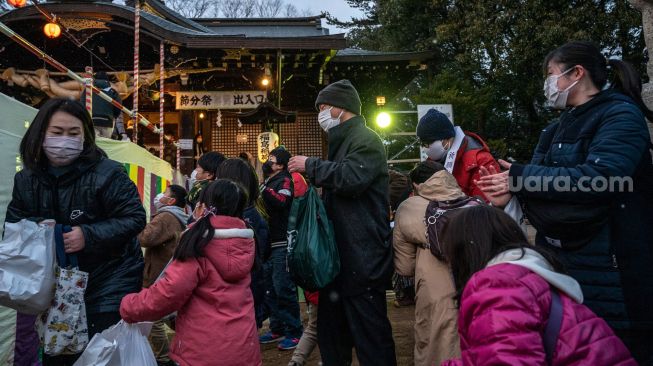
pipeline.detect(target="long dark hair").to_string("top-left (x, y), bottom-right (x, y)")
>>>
top-left (20, 98), bottom-right (100, 170)
top-left (442, 205), bottom-right (564, 306)
top-left (216, 158), bottom-right (259, 206)
top-left (174, 179), bottom-right (249, 261)
top-left (544, 41), bottom-right (653, 121)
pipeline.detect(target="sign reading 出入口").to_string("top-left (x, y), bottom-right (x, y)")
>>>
top-left (175, 91), bottom-right (266, 110)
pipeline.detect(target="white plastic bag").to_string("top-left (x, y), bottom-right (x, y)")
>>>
top-left (73, 320), bottom-right (156, 366)
top-left (0, 219), bottom-right (56, 314)
top-left (504, 196), bottom-right (528, 235)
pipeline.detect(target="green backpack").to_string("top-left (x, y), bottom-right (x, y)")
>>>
top-left (286, 186), bottom-right (340, 291)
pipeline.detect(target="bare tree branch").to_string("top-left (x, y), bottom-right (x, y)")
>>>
top-left (283, 4), bottom-right (298, 17)
top-left (256, 0), bottom-right (283, 17)
top-left (165, 0), bottom-right (219, 18)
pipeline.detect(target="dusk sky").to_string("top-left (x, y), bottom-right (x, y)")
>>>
top-left (285, 0), bottom-right (364, 34)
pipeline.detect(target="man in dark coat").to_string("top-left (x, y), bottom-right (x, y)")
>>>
top-left (81, 71), bottom-right (122, 138)
top-left (289, 79), bottom-right (397, 366)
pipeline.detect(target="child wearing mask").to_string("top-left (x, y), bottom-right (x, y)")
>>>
top-left (120, 180), bottom-right (261, 366)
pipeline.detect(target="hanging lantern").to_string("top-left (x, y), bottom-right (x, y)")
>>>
top-left (257, 132), bottom-right (279, 163)
top-left (43, 22), bottom-right (61, 39)
top-left (8, 0), bottom-right (27, 8)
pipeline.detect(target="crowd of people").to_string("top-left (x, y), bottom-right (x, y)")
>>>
top-left (4, 40), bottom-right (653, 366)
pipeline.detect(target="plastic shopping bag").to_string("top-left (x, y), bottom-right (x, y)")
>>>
top-left (37, 225), bottom-right (89, 355)
top-left (287, 186), bottom-right (340, 291)
top-left (73, 320), bottom-right (156, 366)
top-left (0, 219), bottom-right (56, 314)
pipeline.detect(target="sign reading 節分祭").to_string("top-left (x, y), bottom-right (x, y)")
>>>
top-left (175, 91), bottom-right (266, 110)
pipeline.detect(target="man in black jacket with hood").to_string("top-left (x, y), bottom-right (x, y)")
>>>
top-left (289, 80), bottom-right (397, 366)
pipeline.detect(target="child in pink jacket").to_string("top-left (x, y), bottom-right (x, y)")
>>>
top-left (440, 205), bottom-right (635, 366)
top-left (120, 179), bottom-right (261, 366)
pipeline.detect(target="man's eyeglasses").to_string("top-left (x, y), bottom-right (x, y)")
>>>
top-left (419, 140), bottom-right (434, 148)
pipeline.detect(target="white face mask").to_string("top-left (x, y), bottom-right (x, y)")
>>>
top-left (426, 140), bottom-right (449, 161)
top-left (43, 136), bottom-right (84, 166)
top-left (153, 193), bottom-right (170, 212)
top-left (543, 67), bottom-right (579, 109)
top-left (189, 169), bottom-right (199, 187)
top-left (318, 107), bottom-right (344, 132)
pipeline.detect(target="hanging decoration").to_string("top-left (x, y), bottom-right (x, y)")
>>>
top-left (8, 0), bottom-right (27, 8)
top-left (43, 22), bottom-right (61, 39)
top-left (0, 21), bottom-right (163, 135)
top-left (237, 118), bottom-right (242, 128)
top-left (216, 109), bottom-right (222, 128)
top-left (257, 131), bottom-right (279, 163)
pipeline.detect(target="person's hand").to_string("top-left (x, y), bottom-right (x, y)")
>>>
top-left (63, 226), bottom-right (85, 253)
top-left (288, 156), bottom-right (308, 173)
top-left (476, 160), bottom-right (513, 208)
top-left (476, 159), bottom-right (512, 194)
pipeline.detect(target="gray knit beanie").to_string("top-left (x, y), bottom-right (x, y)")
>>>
top-left (315, 79), bottom-right (362, 115)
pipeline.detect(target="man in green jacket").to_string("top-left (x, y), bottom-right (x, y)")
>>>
top-left (289, 80), bottom-right (396, 366)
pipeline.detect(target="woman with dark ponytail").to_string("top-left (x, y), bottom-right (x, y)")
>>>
top-left (478, 41), bottom-right (653, 364)
top-left (120, 179), bottom-right (262, 366)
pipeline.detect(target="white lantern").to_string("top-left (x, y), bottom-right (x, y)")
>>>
top-left (257, 132), bottom-right (279, 163)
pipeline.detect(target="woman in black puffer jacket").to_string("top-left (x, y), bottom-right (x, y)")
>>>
top-left (5, 98), bottom-right (146, 365)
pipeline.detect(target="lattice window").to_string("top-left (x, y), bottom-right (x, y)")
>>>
top-left (211, 113), bottom-right (325, 159)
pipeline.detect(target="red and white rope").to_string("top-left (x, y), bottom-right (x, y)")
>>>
top-left (132, 1), bottom-right (140, 142)
top-left (84, 66), bottom-right (92, 117)
top-left (159, 42), bottom-right (164, 159)
top-left (176, 146), bottom-right (181, 171)
top-left (0, 20), bottom-right (168, 138)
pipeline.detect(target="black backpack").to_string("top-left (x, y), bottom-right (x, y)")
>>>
top-left (424, 196), bottom-right (484, 260)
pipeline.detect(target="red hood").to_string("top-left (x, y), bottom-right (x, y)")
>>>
top-left (206, 215), bottom-right (255, 282)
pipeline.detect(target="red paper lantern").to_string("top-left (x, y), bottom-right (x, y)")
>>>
top-left (43, 22), bottom-right (61, 39)
top-left (7, 0), bottom-right (27, 8)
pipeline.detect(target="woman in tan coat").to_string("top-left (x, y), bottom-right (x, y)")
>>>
top-left (393, 161), bottom-right (464, 366)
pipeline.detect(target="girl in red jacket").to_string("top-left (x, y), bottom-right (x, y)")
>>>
top-left (440, 205), bottom-right (634, 366)
top-left (120, 179), bottom-right (262, 366)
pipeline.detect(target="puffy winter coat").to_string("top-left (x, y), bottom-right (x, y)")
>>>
top-left (291, 171), bottom-right (308, 197)
top-left (305, 116), bottom-right (393, 295)
top-left (261, 170), bottom-right (294, 246)
top-left (138, 207), bottom-right (187, 288)
top-left (442, 249), bottom-right (635, 366)
top-left (509, 90), bottom-right (653, 360)
top-left (435, 132), bottom-right (498, 201)
top-left (393, 170), bottom-right (464, 366)
top-left (120, 215), bottom-right (261, 366)
top-left (6, 149), bottom-right (145, 313)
